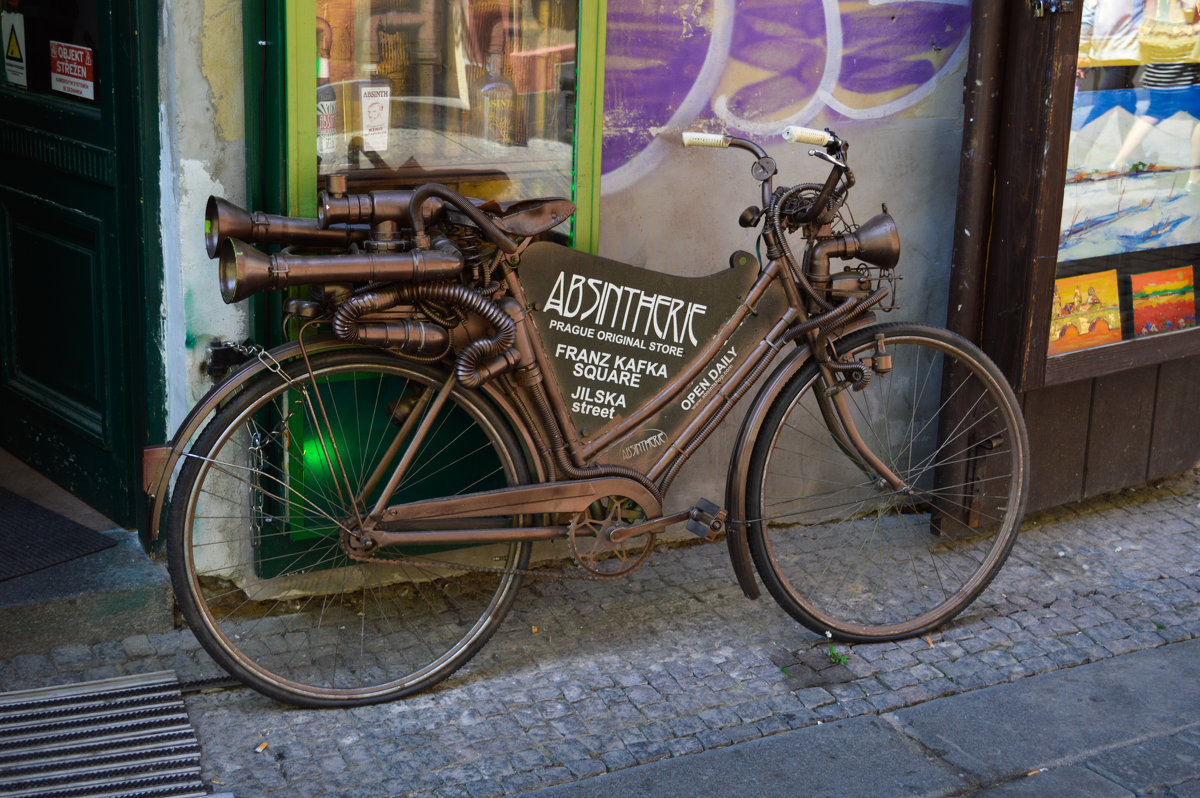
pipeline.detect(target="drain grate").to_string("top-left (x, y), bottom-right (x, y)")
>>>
top-left (0, 671), bottom-right (209, 797)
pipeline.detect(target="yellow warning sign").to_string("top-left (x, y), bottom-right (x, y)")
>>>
top-left (6, 27), bottom-right (21, 62)
top-left (2, 10), bottom-right (28, 88)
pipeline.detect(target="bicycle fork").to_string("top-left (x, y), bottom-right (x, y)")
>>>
top-left (812, 335), bottom-right (910, 496)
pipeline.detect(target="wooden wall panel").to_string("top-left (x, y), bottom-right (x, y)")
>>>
top-left (978, 9), bottom-right (1081, 392)
top-left (1148, 356), bottom-right (1200, 480)
top-left (1022, 380), bottom-right (1091, 513)
top-left (1083, 366), bottom-right (1157, 498)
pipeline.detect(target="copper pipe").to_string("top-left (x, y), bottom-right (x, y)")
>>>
top-left (217, 238), bottom-right (463, 303)
top-left (408, 183), bottom-right (519, 252)
top-left (347, 319), bottom-right (450, 354)
top-left (329, 285), bottom-right (450, 356)
top-left (317, 189), bottom-right (445, 228)
top-left (330, 281), bottom-right (519, 388)
top-left (205, 196), bottom-right (369, 258)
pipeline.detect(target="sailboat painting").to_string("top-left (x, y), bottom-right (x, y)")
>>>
top-left (1131, 267), bottom-right (1196, 338)
top-left (1060, 94), bottom-right (1199, 262)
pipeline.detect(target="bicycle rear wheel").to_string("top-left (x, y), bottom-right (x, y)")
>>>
top-left (167, 350), bottom-right (532, 706)
top-left (746, 323), bottom-right (1028, 641)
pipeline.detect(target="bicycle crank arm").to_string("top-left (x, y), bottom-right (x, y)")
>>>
top-left (609, 499), bottom-right (727, 543)
top-left (376, 477), bottom-right (663, 525)
top-left (608, 510), bottom-right (691, 543)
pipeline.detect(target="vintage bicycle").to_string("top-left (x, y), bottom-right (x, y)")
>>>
top-left (143, 126), bottom-right (1029, 707)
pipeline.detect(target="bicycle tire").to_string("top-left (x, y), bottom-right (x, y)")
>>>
top-left (746, 323), bottom-right (1029, 642)
top-left (167, 350), bottom-right (533, 706)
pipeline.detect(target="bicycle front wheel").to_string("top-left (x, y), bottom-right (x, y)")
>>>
top-left (747, 323), bottom-right (1028, 642)
top-left (167, 350), bottom-right (532, 706)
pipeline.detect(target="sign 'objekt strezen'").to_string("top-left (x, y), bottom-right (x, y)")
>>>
top-left (50, 40), bottom-right (94, 100)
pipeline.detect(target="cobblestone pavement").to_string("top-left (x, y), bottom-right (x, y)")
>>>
top-left (2, 472), bottom-right (1199, 797)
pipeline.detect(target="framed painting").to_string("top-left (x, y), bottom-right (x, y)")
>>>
top-left (1048, 269), bottom-right (1123, 355)
top-left (1131, 266), bottom-right (1196, 337)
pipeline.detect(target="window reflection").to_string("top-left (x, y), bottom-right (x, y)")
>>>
top-left (1052, 0), bottom-right (1199, 355)
top-left (315, 0), bottom-right (577, 201)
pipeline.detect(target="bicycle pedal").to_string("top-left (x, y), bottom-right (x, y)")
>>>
top-left (686, 498), bottom-right (726, 541)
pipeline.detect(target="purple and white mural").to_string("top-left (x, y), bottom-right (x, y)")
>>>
top-left (601, 0), bottom-right (971, 193)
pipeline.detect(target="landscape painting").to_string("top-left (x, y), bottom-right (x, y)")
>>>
top-left (1058, 80), bottom-right (1199, 263)
top-left (1131, 266), bottom-right (1196, 337)
top-left (1048, 269), bottom-right (1123, 355)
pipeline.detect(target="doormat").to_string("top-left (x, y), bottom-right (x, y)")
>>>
top-left (0, 671), bottom-right (208, 798)
top-left (0, 487), bottom-right (117, 582)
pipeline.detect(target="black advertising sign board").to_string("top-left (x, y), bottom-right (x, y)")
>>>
top-left (520, 242), bottom-right (785, 470)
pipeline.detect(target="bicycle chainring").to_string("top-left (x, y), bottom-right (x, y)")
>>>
top-left (567, 495), bottom-right (653, 577)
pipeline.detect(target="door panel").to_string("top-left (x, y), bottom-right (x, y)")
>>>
top-left (3, 187), bottom-right (108, 437)
top-left (0, 0), bottom-right (142, 525)
top-left (0, 171), bottom-right (130, 517)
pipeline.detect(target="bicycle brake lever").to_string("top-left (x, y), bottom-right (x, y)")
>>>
top-left (809, 149), bottom-right (847, 170)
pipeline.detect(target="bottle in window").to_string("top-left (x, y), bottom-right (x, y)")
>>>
top-left (317, 17), bottom-right (337, 165)
top-left (473, 24), bottom-right (520, 147)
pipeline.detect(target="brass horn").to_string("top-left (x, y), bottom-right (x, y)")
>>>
top-left (807, 212), bottom-right (901, 282)
top-left (205, 196), bottom-right (370, 258)
top-left (217, 238), bottom-right (464, 303)
top-left (843, 213), bottom-right (900, 269)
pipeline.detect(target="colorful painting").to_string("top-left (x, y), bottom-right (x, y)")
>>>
top-left (1048, 269), bottom-right (1123, 355)
top-left (1131, 267), bottom-right (1196, 337)
top-left (1059, 79), bottom-right (1200, 262)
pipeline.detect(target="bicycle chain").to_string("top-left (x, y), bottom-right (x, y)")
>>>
top-left (227, 341), bottom-right (295, 385)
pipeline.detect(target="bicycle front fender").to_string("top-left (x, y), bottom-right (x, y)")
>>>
top-left (724, 341), bottom-right (816, 601)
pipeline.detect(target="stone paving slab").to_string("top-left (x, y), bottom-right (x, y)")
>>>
top-left (895, 634), bottom-right (1200, 785)
top-left (533, 714), bottom-right (969, 798)
top-left (1, 472), bottom-right (1198, 796)
top-left (528, 639), bottom-right (1200, 798)
top-left (972, 766), bottom-right (1135, 798)
top-left (0, 526), bottom-right (173, 657)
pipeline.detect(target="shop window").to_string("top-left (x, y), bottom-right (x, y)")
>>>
top-left (1051, 1), bottom-right (1199, 359)
top-left (314, 0), bottom-right (578, 201)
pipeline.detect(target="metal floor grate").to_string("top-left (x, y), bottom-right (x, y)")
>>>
top-left (0, 671), bottom-right (209, 798)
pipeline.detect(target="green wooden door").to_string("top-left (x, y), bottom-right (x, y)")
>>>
top-left (0, 0), bottom-right (157, 527)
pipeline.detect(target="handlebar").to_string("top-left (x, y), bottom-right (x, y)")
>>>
top-left (781, 125), bottom-right (836, 148)
top-left (682, 125), bottom-right (842, 153)
top-left (682, 125), bottom-right (850, 226)
top-left (680, 132), bottom-right (729, 148)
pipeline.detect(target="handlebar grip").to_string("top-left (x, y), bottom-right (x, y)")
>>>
top-left (682, 132), bottom-right (730, 148)
top-left (782, 126), bottom-right (834, 147)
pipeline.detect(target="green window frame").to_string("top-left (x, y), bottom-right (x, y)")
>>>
top-left (244, 0), bottom-right (606, 252)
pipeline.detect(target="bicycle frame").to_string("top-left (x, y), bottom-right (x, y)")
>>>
top-left (348, 239), bottom-right (897, 554)
top-left (147, 129), bottom-right (904, 561)
top-left (154, 127), bottom-right (1030, 707)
